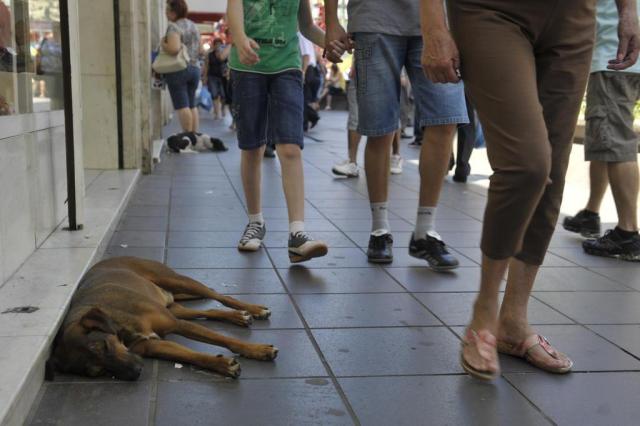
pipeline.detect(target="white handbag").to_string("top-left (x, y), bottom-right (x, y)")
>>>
top-left (152, 43), bottom-right (190, 74)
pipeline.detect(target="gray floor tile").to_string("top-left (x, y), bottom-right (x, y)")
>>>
top-left (174, 268), bottom-right (285, 294)
top-left (265, 231), bottom-right (356, 248)
top-left (169, 216), bottom-right (249, 231)
top-left (588, 324), bottom-right (640, 358)
top-left (505, 372), bottom-right (640, 426)
top-left (533, 267), bottom-right (631, 292)
top-left (386, 267), bottom-right (483, 292)
top-left (103, 246), bottom-right (165, 262)
top-left (158, 329), bottom-right (326, 380)
top-left (268, 248), bottom-right (371, 269)
top-left (344, 231), bottom-right (413, 248)
top-left (588, 267), bottom-right (640, 291)
top-left (166, 248), bottom-right (273, 269)
top-left (535, 292), bottom-right (640, 324)
top-left (155, 379), bottom-right (352, 426)
top-left (279, 267), bottom-right (405, 293)
top-left (329, 219), bottom-right (413, 232)
top-left (383, 248), bottom-right (479, 268)
top-left (456, 247), bottom-right (577, 267)
top-left (108, 230), bottom-right (166, 248)
top-left (123, 204), bottom-right (169, 217)
top-left (415, 293), bottom-right (573, 326)
top-left (550, 248), bottom-right (640, 268)
top-left (168, 231), bottom-right (241, 247)
top-left (28, 382), bottom-right (150, 426)
top-left (313, 327), bottom-right (462, 376)
top-left (179, 294), bottom-right (303, 329)
top-left (117, 215), bottom-right (168, 231)
top-left (294, 293), bottom-right (440, 328)
top-left (339, 376), bottom-right (549, 426)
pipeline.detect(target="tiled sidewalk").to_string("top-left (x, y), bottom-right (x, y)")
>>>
top-left (28, 112), bottom-right (640, 425)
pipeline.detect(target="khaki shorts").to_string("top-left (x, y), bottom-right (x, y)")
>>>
top-left (585, 71), bottom-right (640, 162)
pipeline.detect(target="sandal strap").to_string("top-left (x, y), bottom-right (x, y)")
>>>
top-left (516, 334), bottom-right (560, 360)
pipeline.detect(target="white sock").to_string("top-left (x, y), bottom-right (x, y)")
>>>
top-left (248, 212), bottom-right (264, 224)
top-left (415, 206), bottom-right (437, 239)
top-left (371, 202), bottom-right (390, 234)
top-left (290, 221), bottom-right (305, 235)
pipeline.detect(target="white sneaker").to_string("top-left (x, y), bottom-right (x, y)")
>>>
top-left (332, 160), bottom-right (359, 178)
top-left (390, 155), bottom-right (404, 175)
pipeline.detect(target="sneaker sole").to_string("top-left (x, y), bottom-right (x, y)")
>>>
top-left (367, 256), bottom-right (393, 264)
top-left (583, 246), bottom-right (640, 262)
top-left (288, 245), bottom-right (328, 263)
top-left (563, 223), bottom-right (600, 238)
top-left (409, 250), bottom-right (459, 271)
top-left (237, 241), bottom-right (263, 252)
top-left (332, 169), bottom-right (358, 178)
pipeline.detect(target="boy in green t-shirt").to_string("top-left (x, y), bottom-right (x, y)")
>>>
top-left (228, 0), bottom-right (344, 262)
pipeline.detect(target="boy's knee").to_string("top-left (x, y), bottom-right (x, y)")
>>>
top-left (276, 143), bottom-right (301, 161)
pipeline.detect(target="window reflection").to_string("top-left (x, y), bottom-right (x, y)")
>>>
top-left (0, 0), bottom-right (64, 116)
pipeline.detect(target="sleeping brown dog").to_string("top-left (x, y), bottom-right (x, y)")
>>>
top-left (46, 257), bottom-right (278, 381)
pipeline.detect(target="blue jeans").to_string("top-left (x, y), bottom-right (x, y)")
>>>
top-left (353, 33), bottom-right (469, 136)
top-left (164, 65), bottom-right (200, 110)
top-left (231, 69), bottom-right (304, 150)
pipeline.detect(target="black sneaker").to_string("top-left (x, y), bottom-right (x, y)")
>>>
top-left (264, 145), bottom-right (276, 158)
top-left (367, 233), bottom-right (393, 264)
top-left (563, 209), bottom-right (601, 238)
top-left (409, 139), bottom-right (422, 147)
top-left (409, 233), bottom-right (459, 271)
top-left (582, 228), bottom-right (640, 261)
top-left (288, 232), bottom-right (328, 263)
top-left (167, 133), bottom-right (191, 153)
top-left (238, 222), bottom-right (266, 252)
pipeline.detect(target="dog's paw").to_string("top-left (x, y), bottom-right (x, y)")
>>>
top-left (231, 310), bottom-right (254, 327)
top-left (248, 305), bottom-right (271, 320)
top-left (243, 344), bottom-right (279, 361)
top-left (213, 355), bottom-right (241, 379)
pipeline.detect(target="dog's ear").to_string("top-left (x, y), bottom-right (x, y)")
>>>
top-left (80, 307), bottom-right (117, 334)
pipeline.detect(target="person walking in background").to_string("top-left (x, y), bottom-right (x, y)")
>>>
top-left (333, 67), bottom-right (362, 177)
top-left (563, 0), bottom-right (640, 262)
top-left (228, 0), bottom-right (342, 263)
top-left (300, 32), bottom-right (321, 131)
top-left (319, 63), bottom-right (345, 110)
top-left (203, 37), bottom-right (231, 120)
top-left (162, 0), bottom-right (202, 151)
top-left (421, 0), bottom-right (638, 380)
top-left (325, 0), bottom-right (469, 269)
top-left (451, 94), bottom-right (482, 183)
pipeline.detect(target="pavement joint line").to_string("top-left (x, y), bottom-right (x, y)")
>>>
top-left (502, 373), bottom-right (558, 426)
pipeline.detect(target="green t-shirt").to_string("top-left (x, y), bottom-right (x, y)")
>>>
top-left (229, 0), bottom-right (302, 74)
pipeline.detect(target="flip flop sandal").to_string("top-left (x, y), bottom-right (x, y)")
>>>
top-left (497, 334), bottom-right (573, 374)
top-left (460, 329), bottom-right (500, 381)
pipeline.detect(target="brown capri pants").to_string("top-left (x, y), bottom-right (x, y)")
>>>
top-left (448, 0), bottom-right (597, 265)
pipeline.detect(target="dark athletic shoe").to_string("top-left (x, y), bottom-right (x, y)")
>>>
top-left (582, 228), bottom-right (640, 262)
top-left (409, 233), bottom-right (459, 271)
top-left (367, 233), bottom-right (393, 264)
top-left (288, 232), bottom-right (328, 263)
top-left (563, 210), bottom-right (601, 238)
top-left (238, 222), bottom-right (266, 252)
top-left (264, 145), bottom-right (276, 158)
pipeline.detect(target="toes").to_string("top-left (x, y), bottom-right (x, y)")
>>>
top-left (251, 307), bottom-right (271, 320)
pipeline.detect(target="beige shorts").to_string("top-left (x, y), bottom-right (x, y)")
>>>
top-left (585, 71), bottom-right (640, 162)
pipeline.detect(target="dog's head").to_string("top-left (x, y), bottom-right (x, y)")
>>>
top-left (46, 307), bottom-right (144, 381)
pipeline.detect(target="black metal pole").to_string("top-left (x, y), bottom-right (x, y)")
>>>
top-left (59, 0), bottom-right (80, 230)
top-left (114, 0), bottom-right (124, 169)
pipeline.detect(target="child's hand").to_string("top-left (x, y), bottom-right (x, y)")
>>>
top-left (237, 36), bottom-right (260, 66)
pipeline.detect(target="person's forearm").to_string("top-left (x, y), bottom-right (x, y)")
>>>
top-left (421, 0), bottom-right (448, 33)
top-left (324, 0), bottom-right (339, 28)
top-left (301, 25), bottom-right (325, 48)
top-left (299, 0), bottom-right (325, 47)
top-left (218, 44), bottom-right (232, 60)
top-left (616, 0), bottom-right (638, 17)
top-left (227, 0), bottom-right (247, 44)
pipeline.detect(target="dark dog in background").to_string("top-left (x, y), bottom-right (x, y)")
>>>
top-left (46, 257), bottom-right (277, 381)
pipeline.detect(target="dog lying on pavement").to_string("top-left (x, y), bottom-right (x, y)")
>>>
top-left (46, 257), bottom-right (277, 381)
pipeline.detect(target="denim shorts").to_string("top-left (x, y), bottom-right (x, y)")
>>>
top-left (207, 76), bottom-right (226, 100)
top-left (353, 33), bottom-right (469, 136)
top-left (231, 69), bottom-right (304, 150)
top-left (164, 65), bottom-right (201, 110)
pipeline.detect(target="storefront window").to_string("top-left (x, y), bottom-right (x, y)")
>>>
top-left (0, 0), bottom-right (64, 116)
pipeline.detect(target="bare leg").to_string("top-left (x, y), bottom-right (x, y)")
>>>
top-left (176, 107), bottom-right (193, 132)
top-left (326, 94), bottom-right (333, 109)
top-left (419, 124), bottom-right (457, 206)
top-left (168, 303), bottom-right (253, 327)
top-left (608, 160), bottom-right (639, 231)
top-left (131, 339), bottom-right (241, 378)
top-left (392, 130), bottom-right (401, 155)
top-left (213, 97), bottom-right (221, 118)
top-left (585, 160), bottom-right (609, 213)
top-left (276, 144), bottom-right (305, 223)
top-left (365, 134), bottom-right (394, 203)
top-left (241, 146), bottom-right (265, 216)
top-left (191, 107), bottom-right (199, 133)
top-left (348, 130), bottom-right (362, 164)
top-left (175, 320), bottom-right (278, 360)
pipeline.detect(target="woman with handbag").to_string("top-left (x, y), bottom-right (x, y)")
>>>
top-left (158, 0), bottom-right (201, 151)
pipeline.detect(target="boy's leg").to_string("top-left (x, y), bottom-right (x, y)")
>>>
top-left (241, 146), bottom-right (265, 216)
top-left (276, 144), bottom-right (304, 222)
